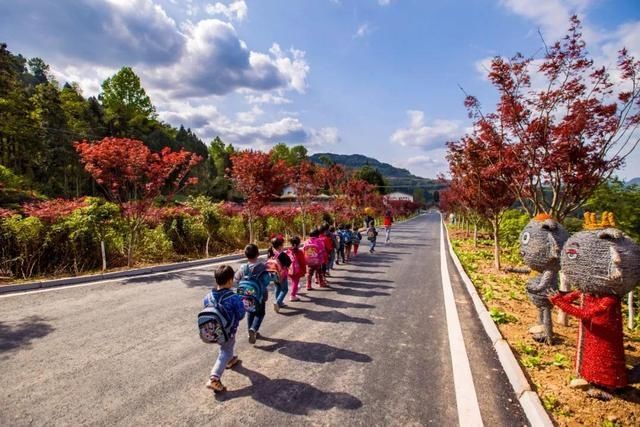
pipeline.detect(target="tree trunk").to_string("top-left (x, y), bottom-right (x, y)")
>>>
top-left (492, 218), bottom-right (501, 271)
top-left (100, 240), bottom-right (107, 271)
top-left (629, 291), bottom-right (635, 330)
top-left (248, 214), bottom-right (254, 243)
top-left (466, 220), bottom-right (470, 238)
top-left (127, 233), bottom-right (134, 267)
top-left (473, 223), bottom-right (478, 248)
top-left (205, 235), bottom-right (210, 258)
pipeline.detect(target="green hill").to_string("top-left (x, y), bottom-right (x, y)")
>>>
top-left (309, 153), bottom-right (445, 201)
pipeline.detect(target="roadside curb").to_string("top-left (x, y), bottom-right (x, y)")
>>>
top-left (0, 250), bottom-right (255, 295)
top-left (443, 220), bottom-right (553, 427)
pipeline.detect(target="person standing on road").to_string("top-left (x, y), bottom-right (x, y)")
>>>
top-left (304, 228), bottom-right (327, 289)
top-left (205, 265), bottom-right (245, 394)
top-left (383, 210), bottom-right (393, 244)
top-left (344, 224), bottom-right (354, 261)
top-left (328, 226), bottom-right (339, 268)
top-left (234, 244), bottom-right (273, 344)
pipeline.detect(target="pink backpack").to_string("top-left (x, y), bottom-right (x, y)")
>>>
top-left (287, 249), bottom-right (302, 277)
top-left (304, 241), bottom-right (323, 267)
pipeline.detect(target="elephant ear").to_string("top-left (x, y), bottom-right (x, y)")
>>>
top-left (609, 246), bottom-right (623, 281)
top-left (547, 232), bottom-right (560, 259)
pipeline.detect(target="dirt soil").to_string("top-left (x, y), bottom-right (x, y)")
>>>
top-left (450, 227), bottom-right (640, 427)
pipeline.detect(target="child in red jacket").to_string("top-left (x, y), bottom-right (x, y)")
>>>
top-left (287, 236), bottom-right (307, 302)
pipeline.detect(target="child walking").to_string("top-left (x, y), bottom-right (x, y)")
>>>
top-left (204, 265), bottom-right (245, 394)
top-left (344, 224), bottom-right (354, 261)
top-left (367, 224), bottom-right (378, 253)
top-left (234, 244), bottom-right (273, 344)
top-left (329, 226), bottom-right (339, 268)
top-left (304, 228), bottom-right (327, 289)
top-left (336, 224), bottom-right (346, 264)
top-left (268, 236), bottom-right (291, 313)
top-left (352, 228), bottom-right (362, 256)
top-left (287, 236), bottom-right (306, 302)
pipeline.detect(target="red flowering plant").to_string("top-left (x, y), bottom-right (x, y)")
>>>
top-left (22, 198), bottom-right (88, 222)
top-left (75, 137), bottom-right (202, 266)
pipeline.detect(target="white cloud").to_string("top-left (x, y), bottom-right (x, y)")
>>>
top-left (244, 92), bottom-right (293, 105)
top-left (157, 100), bottom-right (339, 148)
top-left (390, 110), bottom-right (463, 150)
top-left (205, 0), bottom-right (248, 22)
top-left (236, 105), bottom-right (264, 123)
top-left (143, 20), bottom-right (309, 97)
top-left (500, 0), bottom-right (594, 41)
top-left (353, 23), bottom-right (373, 39)
top-left (378, 0), bottom-right (394, 6)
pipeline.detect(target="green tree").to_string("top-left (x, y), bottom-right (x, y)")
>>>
top-left (205, 137), bottom-right (235, 200)
top-left (99, 67), bottom-right (156, 135)
top-left (413, 188), bottom-right (426, 206)
top-left (27, 57), bottom-right (50, 86)
top-left (355, 165), bottom-right (386, 194)
top-left (584, 179), bottom-right (640, 241)
top-left (270, 143), bottom-right (308, 166)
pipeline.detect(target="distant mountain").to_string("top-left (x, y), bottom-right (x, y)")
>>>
top-left (309, 153), bottom-right (445, 199)
top-left (627, 177), bottom-right (640, 187)
top-left (310, 153), bottom-right (415, 178)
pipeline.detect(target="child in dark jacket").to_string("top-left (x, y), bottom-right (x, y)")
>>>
top-left (204, 265), bottom-right (245, 394)
top-left (367, 225), bottom-right (378, 253)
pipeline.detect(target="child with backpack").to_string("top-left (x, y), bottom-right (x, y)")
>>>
top-left (352, 228), bottom-right (362, 256)
top-left (367, 224), bottom-right (379, 253)
top-left (200, 265), bottom-right (245, 394)
top-left (328, 226), bottom-right (339, 269)
top-left (304, 228), bottom-right (327, 289)
top-left (320, 224), bottom-right (334, 277)
top-left (336, 224), bottom-right (346, 264)
top-left (268, 236), bottom-right (292, 313)
top-left (234, 244), bottom-right (275, 344)
top-left (344, 224), bottom-right (354, 261)
top-left (287, 236), bottom-right (306, 302)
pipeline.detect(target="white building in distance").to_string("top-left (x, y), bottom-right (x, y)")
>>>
top-left (384, 191), bottom-right (414, 202)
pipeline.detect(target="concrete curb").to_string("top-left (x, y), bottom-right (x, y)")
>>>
top-left (0, 250), bottom-right (256, 295)
top-left (443, 221), bottom-right (553, 427)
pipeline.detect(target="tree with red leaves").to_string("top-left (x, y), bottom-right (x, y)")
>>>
top-left (230, 149), bottom-right (289, 242)
top-left (446, 127), bottom-right (515, 270)
top-left (471, 16), bottom-right (640, 220)
top-left (290, 160), bottom-right (322, 237)
top-left (75, 137), bottom-right (202, 266)
top-left (337, 178), bottom-right (382, 225)
top-left (22, 198), bottom-right (87, 222)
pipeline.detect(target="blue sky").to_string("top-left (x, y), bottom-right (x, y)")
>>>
top-left (1, 0), bottom-right (639, 178)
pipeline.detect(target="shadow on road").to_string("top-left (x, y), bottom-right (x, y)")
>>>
top-left (218, 365), bottom-right (363, 414)
top-left (278, 307), bottom-right (373, 325)
top-left (301, 295), bottom-right (376, 310)
top-left (333, 288), bottom-right (390, 298)
top-left (0, 316), bottom-right (55, 354)
top-left (254, 336), bottom-right (373, 364)
top-left (331, 280), bottom-right (393, 290)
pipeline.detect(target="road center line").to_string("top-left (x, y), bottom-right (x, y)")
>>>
top-left (439, 217), bottom-right (484, 426)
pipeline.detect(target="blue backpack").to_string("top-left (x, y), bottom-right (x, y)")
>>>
top-left (198, 290), bottom-right (236, 345)
top-left (343, 230), bottom-right (353, 244)
top-left (236, 264), bottom-right (267, 313)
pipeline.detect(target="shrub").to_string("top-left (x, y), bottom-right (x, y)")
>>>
top-left (1, 215), bottom-right (46, 278)
top-left (137, 226), bottom-right (174, 263)
top-left (499, 209), bottom-right (530, 247)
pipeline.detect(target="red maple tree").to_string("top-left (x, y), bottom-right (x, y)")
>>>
top-left (446, 124), bottom-right (515, 270)
top-left (22, 198), bottom-right (87, 222)
top-left (290, 160), bottom-right (322, 237)
top-left (230, 149), bottom-right (289, 242)
top-left (473, 16), bottom-right (640, 220)
top-left (75, 137), bottom-right (202, 266)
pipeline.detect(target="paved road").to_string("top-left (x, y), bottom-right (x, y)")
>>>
top-left (0, 214), bottom-right (528, 426)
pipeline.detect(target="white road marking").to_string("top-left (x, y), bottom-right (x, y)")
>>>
top-left (440, 218), bottom-right (484, 426)
top-left (0, 257), bottom-right (249, 299)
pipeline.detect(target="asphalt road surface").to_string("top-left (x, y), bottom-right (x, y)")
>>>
top-left (0, 213), bottom-right (528, 426)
